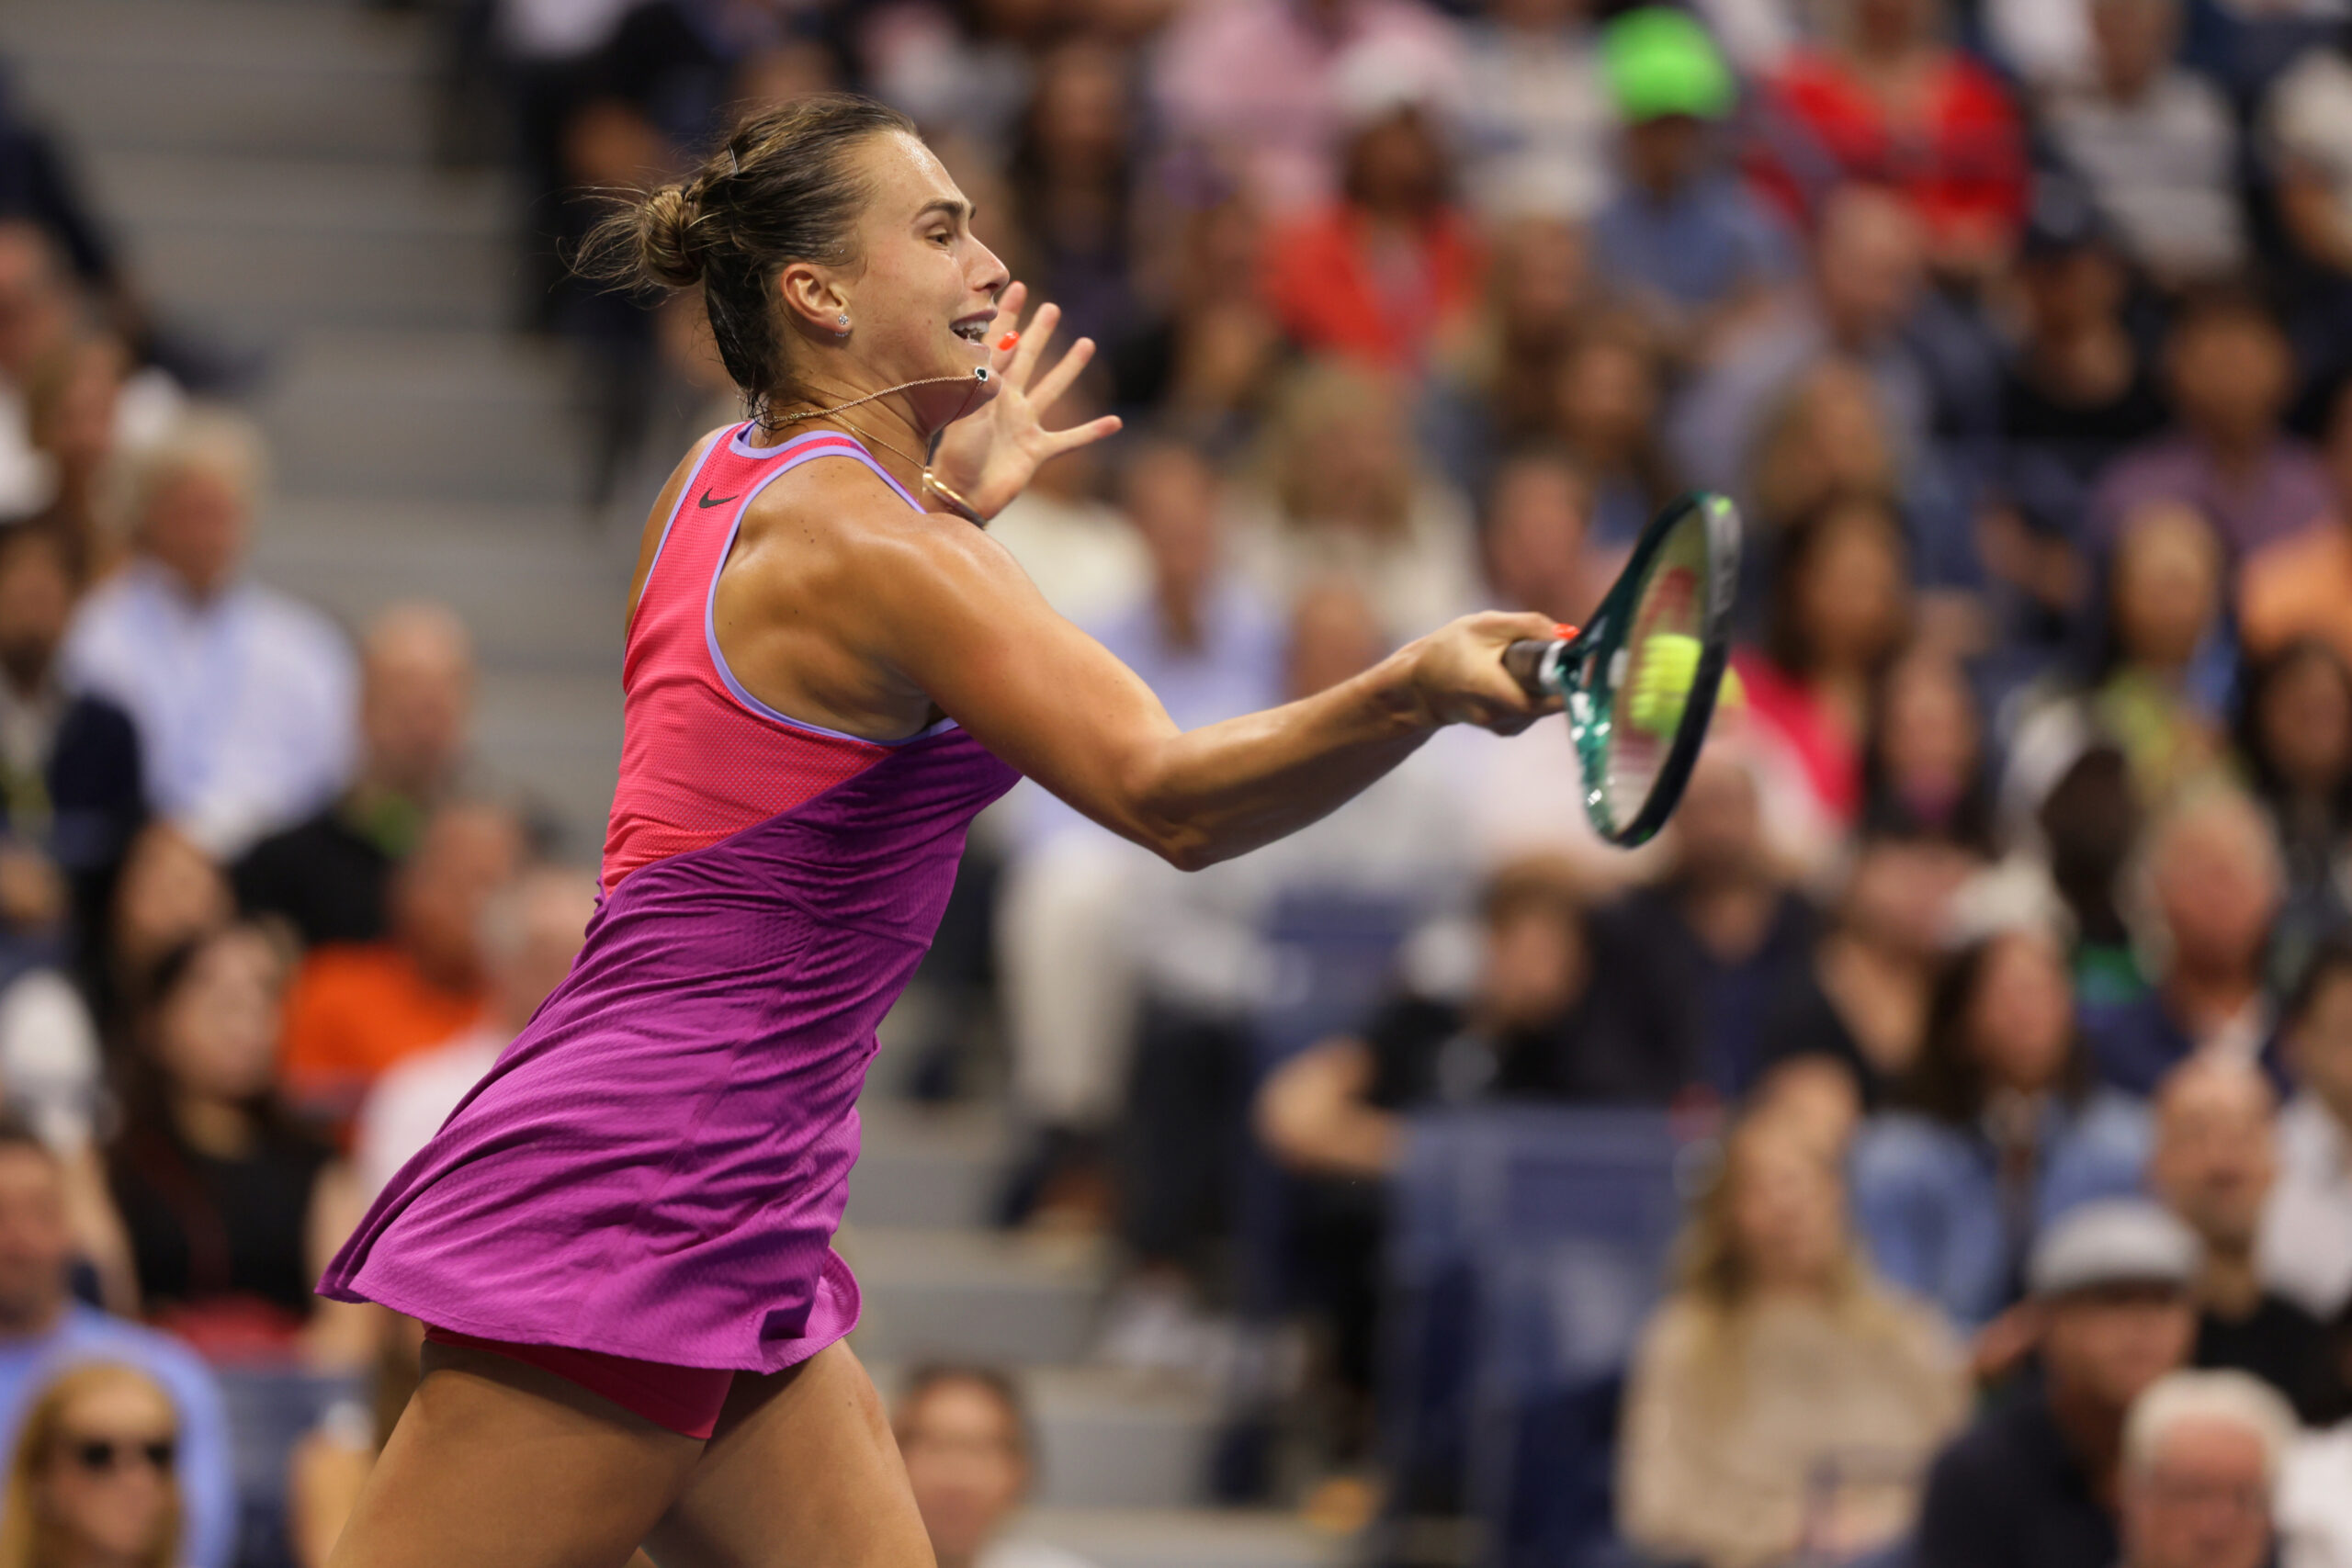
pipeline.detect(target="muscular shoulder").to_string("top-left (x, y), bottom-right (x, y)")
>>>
top-left (736, 454), bottom-right (1031, 622)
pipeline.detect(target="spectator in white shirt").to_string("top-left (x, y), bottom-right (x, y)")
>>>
top-left (2281, 1417), bottom-right (2352, 1568)
top-left (2260, 938), bottom-right (2352, 1323)
top-left (351, 863), bottom-right (596, 1201)
top-left (1455, 0), bottom-right (1616, 222)
top-left (61, 408), bottom-right (356, 861)
top-left (2040, 0), bottom-right (2247, 288)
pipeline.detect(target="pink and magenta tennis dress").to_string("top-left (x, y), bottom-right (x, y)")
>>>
top-left (321, 426), bottom-right (1019, 1431)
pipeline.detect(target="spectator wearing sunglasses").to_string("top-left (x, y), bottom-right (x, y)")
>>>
top-left (0, 1113), bottom-right (230, 1568)
top-left (0, 1360), bottom-right (178, 1568)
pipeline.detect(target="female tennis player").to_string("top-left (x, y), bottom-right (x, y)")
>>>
top-left (319, 94), bottom-right (1558, 1568)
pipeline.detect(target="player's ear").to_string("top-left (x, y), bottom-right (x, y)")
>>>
top-left (775, 263), bottom-right (848, 339)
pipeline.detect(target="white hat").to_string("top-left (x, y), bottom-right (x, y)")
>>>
top-left (2029, 1200), bottom-right (2201, 1299)
top-left (1330, 37), bottom-right (1459, 131)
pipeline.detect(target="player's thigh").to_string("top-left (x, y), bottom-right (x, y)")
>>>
top-left (644, 1341), bottom-right (933, 1568)
top-left (327, 1342), bottom-right (706, 1568)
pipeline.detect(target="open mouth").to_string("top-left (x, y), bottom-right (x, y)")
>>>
top-left (951, 315), bottom-right (992, 344)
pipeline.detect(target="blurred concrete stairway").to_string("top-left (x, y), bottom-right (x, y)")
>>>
top-left (0, 5), bottom-right (1347, 1564)
top-left (0, 0), bottom-right (621, 842)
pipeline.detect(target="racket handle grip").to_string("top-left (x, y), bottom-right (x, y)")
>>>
top-left (1503, 638), bottom-right (1562, 698)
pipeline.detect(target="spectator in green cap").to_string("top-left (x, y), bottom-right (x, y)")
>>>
top-left (1589, 7), bottom-right (1799, 365)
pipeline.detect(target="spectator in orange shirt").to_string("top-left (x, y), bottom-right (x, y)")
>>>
top-left (2238, 380), bottom-right (2352, 672)
top-left (278, 799), bottom-right (523, 1139)
top-left (1259, 51), bottom-right (1483, 377)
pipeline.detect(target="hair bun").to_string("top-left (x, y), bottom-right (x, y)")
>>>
top-left (637, 183), bottom-right (704, 288)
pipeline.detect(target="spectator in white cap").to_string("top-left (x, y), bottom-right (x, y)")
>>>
top-left (2119, 1371), bottom-right (2295, 1568)
top-left (1917, 1199), bottom-right (2200, 1568)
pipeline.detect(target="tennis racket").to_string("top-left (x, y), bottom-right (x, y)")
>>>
top-left (1501, 491), bottom-right (1742, 848)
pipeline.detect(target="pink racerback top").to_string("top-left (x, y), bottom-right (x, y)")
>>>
top-left (322, 425), bottom-right (1022, 1372)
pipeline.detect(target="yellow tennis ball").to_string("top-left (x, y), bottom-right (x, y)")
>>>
top-left (1626, 633), bottom-right (1701, 736)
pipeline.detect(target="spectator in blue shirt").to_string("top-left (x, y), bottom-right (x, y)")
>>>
top-left (60, 408), bottom-right (355, 863)
top-left (1587, 8), bottom-right (1796, 367)
top-left (2081, 787), bottom-right (2285, 1099)
top-left (1853, 921), bottom-right (2150, 1332)
top-left (0, 1112), bottom-right (232, 1568)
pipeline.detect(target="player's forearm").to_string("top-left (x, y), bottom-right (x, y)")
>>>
top-left (1123, 649), bottom-right (1437, 871)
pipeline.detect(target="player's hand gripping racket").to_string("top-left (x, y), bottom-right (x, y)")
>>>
top-left (1501, 491), bottom-right (1742, 848)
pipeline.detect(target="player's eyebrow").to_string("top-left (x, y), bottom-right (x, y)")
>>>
top-left (915, 198), bottom-right (970, 226)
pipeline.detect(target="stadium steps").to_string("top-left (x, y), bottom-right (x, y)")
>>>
top-left (254, 331), bottom-right (586, 504)
top-left (1009, 1509), bottom-right (1349, 1568)
top-left (252, 497), bottom-right (618, 668)
top-left (845, 1100), bottom-right (1013, 1229)
top-left (0, 0), bottom-right (435, 162)
top-left (71, 150), bottom-right (518, 340)
top-left (843, 1225), bottom-right (1107, 1368)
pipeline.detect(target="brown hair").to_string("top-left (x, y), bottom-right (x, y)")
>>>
top-left (1899, 931), bottom-right (2089, 1125)
top-left (893, 1362), bottom-right (1035, 1466)
top-left (1762, 491), bottom-right (1909, 679)
top-left (1257, 358), bottom-right (1414, 536)
top-left (1478, 852), bottom-right (1586, 931)
top-left (0, 1362), bottom-right (180, 1568)
top-left (1669, 1112), bottom-right (1904, 1401)
top-left (584, 93), bottom-right (919, 424)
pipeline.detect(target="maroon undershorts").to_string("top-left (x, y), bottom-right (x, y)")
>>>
top-left (424, 1325), bottom-right (736, 1439)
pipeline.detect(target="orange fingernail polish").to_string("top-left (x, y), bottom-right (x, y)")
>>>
top-left (1554, 623), bottom-right (1578, 640)
top-left (997, 333), bottom-right (1020, 351)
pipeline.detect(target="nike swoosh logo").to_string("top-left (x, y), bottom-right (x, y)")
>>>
top-left (697, 491), bottom-right (739, 508)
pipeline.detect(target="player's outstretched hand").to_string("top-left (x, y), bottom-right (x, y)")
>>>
top-left (930, 283), bottom-right (1123, 519)
top-left (1403, 611), bottom-right (1566, 735)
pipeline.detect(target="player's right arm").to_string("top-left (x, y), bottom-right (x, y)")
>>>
top-left (854, 507), bottom-right (1560, 871)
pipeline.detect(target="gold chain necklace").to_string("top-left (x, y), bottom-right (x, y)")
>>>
top-left (836, 417), bottom-right (926, 472)
top-left (753, 368), bottom-right (989, 438)
top-left (745, 371), bottom-right (994, 525)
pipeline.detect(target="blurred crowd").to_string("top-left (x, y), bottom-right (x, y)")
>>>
top-left (14, 0), bottom-right (2352, 1563)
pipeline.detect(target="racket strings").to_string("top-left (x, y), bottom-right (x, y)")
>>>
top-left (1606, 558), bottom-right (1703, 819)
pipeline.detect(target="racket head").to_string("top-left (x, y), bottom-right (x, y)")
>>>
top-left (1559, 491), bottom-right (1740, 846)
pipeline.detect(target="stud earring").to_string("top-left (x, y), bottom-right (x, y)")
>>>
top-left (834, 313), bottom-right (850, 336)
